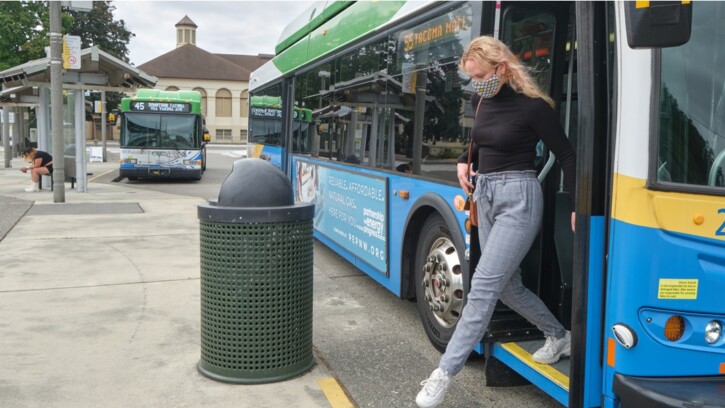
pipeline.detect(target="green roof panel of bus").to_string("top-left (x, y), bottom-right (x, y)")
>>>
top-left (274, 1), bottom-right (354, 55)
top-left (250, 95), bottom-right (282, 108)
top-left (133, 89), bottom-right (201, 103)
top-left (121, 89), bottom-right (202, 111)
top-left (273, 1), bottom-right (407, 74)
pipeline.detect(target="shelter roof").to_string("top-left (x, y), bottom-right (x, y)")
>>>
top-left (0, 85), bottom-right (36, 105)
top-left (0, 46), bottom-right (157, 94)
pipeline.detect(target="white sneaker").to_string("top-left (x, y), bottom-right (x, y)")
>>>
top-left (532, 331), bottom-right (571, 364)
top-left (416, 368), bottom-right (451, 408)
top-left (24, 183), bottom-right (39, 192)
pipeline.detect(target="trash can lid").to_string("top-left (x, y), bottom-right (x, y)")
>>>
top-left (217, 158), bottom-right (293, 207)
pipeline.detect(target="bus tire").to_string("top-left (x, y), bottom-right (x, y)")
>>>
top-left (414, 213), bottom-right (467, 352)
top-left (202, 148), bottom-right (207, 172)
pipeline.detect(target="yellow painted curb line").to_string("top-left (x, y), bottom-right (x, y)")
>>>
top-left (318, 377), bottom-right (355, 408)
top-left (87, 168), bottom-right (117, 182)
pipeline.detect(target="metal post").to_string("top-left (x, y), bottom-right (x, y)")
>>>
top-left (75, 88), bottom-right (87, 192)
top-left (14, 107), bottom-right (22, 156)
top-left (310, 124), bottom-right (319, 158)
top-left (2, 106), bottom-right (10, 168)
top-left (38, 88), bottom-right (52, 189)
top-left (20, 107), bottom-right (29, 155)
top-left (412, 68), bottom-right (426, 175)
top-left (8, 106), bottom-right (15, 160)
top-left (38, 88), bottom-right (49, 151)
top-left (368, 108), bottom-right (379, 167)
top-left (101, 90), bottom-right (107, 162)
top-left (50, 1), bottom-right (65, 202)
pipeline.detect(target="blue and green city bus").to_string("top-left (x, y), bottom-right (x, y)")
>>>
top-left (248, 95), bottom-right (313, 165)
top-left (119, 89), bottom-right (209, 180)
top-left (249, 2), bottom-right (725, 406)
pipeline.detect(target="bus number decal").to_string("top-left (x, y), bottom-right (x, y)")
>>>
top-left (717, 208), bottom-right (725, 236)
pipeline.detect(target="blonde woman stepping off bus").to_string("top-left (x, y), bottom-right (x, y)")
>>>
top-left (416, 36), bottom-right (576, 408)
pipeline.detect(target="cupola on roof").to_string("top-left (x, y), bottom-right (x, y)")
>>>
top-left (175, 15), bottom-right (197, 28)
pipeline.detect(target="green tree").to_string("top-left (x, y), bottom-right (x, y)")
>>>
top-left (0, 1), bottom-right (49, 71)
top-left (0, 1), bottom-right (134, 110)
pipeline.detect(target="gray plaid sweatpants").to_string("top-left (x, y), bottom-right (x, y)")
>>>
top-left (439, 170), bottom-right (567, 376)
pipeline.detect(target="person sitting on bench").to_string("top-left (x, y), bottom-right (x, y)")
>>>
top-left (20, 147), bottom-right (53, 192)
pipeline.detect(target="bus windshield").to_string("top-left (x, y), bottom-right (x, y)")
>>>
top-left (658, 1), bottom-right (725, 189)
top-left (249, 114), bottom-right (282, 146)
top-left (122, 113), bottom-right (198, 149)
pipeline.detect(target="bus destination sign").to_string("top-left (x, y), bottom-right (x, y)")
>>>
top-left (130, 101), bottom-right (191, 113)
top-left (399, 6), bottom-right (471, 53)
top-left (251, 107), bottom-right (283, 118)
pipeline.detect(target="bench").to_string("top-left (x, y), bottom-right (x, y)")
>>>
top-left (39, 156), bottom-right (78, 190)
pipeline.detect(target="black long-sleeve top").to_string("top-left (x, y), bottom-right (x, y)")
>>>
top-left (457, 84), bottom-right (576, 208)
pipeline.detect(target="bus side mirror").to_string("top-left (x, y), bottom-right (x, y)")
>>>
top-left (203, 131), bottom-right (211, 142)
top-left (624, 2), bottom-right (692, 49)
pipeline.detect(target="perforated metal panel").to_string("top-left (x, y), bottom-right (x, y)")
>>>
top-left (198, 219), bottom-right (314, 383)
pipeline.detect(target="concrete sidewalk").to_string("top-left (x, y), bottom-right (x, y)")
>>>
top-left (0, 155), bottom-right (351, 408)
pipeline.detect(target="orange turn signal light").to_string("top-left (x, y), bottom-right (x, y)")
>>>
top-left (664, 315), bottom-right (685, 341)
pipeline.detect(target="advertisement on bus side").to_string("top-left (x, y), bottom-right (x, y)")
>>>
top-left (294, 158), bottom-right (388, 274)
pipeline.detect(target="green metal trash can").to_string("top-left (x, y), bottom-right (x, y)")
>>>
top-left (197, 158), bottom-right (315, 383)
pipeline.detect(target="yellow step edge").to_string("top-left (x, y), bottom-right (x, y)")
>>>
top-left (500, 342), bottom-right (570, 391)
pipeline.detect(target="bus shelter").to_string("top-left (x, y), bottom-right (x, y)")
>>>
top-left (0, 46), bottom-right (157, 193)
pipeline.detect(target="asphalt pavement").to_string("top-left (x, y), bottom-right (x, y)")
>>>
top-left (0, 151), bottom-right (355, 408)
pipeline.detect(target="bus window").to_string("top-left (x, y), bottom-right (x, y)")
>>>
top-left (295, 63), bottom-right (333, 159)
top-left (249, 84), bottom-right (283, 146)
top-left (502, 9), bottom-right (557, 96)
top-left (123, 113), bottom-right (161, 147)
top-left (658, 1), bottom-right (725, 189)
top-left (160, 114), bottom-right (196, 149)
top-left (387, 2), bottom-right (479, 181)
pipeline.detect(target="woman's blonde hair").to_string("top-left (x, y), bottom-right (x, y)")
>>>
top-left (461, 36), bottom-right (554, 108)
top-left (22, 147), bottom-right (36, 160)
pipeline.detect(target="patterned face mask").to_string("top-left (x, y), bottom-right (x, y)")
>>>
top-left (471, 74), bottom-right (500, 99)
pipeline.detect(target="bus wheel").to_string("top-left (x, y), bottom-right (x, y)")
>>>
top-left (202, 148), bottom-right (207, 172)
top-left (415, 213), bottom-right (466, 352)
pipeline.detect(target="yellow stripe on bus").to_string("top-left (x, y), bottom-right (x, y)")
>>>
top-left (249, 143), bottom-right (264, 159)
top-left (611, 173), bottom-right (725, 242)
top-left (318, 378), bottom-right (355, 408)
top-left (500, 342), bottom-right (570, 391)
top-left (637, 1), bottom-right (690, 8)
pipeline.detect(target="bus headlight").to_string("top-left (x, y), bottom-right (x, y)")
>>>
top-left (183, 159), bottom-right (192, 165)
top-left (123, 158), bottom-right (137, 164)
top-left (612, 323), bottom-right (638, 349)
top-left (705, 321), bottom-right (722, 344)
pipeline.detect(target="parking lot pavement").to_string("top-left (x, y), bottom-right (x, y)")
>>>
top-left (0, 153), bottom-right (354, 408)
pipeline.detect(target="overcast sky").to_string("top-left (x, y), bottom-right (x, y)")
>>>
top-left (112, 1), bottom-right (316, 66)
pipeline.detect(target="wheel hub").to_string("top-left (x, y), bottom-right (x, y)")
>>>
top-left (421, 237), bottom-right (464, 328)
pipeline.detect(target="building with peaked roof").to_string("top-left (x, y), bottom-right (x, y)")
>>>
top-left (137, 16), bottom-right (272, 144)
